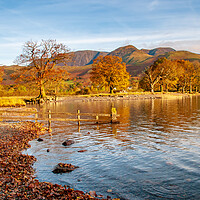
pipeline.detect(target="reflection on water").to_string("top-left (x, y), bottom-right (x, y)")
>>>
top-left (25, 96), bottom-right (200, 199)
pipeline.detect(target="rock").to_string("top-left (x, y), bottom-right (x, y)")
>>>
top-left (62, 139), bottom-right (75, 146)
top-left (37, 138), bottom-right (43, 142)
top-left (52, 163), bottom-right (79, 174)
top-left (78, 150), bottom-right (87, 153)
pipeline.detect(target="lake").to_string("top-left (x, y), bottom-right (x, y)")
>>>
top-left (25, 95), bottom-right (200, 199)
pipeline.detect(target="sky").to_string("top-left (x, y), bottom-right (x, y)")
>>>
top-left (0, 0), bottom-right (200, 65)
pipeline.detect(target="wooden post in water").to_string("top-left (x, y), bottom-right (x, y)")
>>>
top-left (77, 110), bottom-right (80, 126)
top-left (48, 110), bottom-right (52, 132)
top-left (96, 115), bottom-right (99, 124)
top-left (111, 107), bottom-right (119, 123)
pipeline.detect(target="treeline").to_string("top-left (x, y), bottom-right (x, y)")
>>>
top-left (1, 58), bottom-right (200, 97)
top-left (139, 58), bottom-right (200, 93)
top-left (0, 78), bottom-right (88, 97)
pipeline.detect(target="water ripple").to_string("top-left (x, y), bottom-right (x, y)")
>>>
top-left (25, 96), bottom-right (200, 199)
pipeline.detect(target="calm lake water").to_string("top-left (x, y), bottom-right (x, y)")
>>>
top-left (25, 96), bottom-right (200, 200)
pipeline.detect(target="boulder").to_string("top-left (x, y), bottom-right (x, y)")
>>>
top-left (62, 140), bottom-right (75, 146)
top-left (52, 163), bottom-right (79, 174)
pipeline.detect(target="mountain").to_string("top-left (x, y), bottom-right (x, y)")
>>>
top-left (141, 47), bottom-right (176, 56)
top-left (66, 45), bottom-right (183, 76)
top-left (67, 50), bottom-right (108, 66)
top-left (108, 45), bottom-right (138, 59)
top-left (159, 50), bottom-right (200, 62)
top-left (102, 45), bottom-right (200, 76)
top-left (2, 45), bottom-right (200, 85)
top-left (2, 65), bottom-right (23, 85)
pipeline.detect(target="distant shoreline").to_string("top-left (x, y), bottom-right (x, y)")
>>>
top-left (55, 92), bottom-right (199, 103)
top-left (0, 92), bottom-right (199, 107)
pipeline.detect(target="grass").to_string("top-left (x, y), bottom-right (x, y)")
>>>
top-left (0, 97), bottom-right (26, 107)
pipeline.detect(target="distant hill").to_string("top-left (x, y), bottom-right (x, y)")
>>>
top-left (108, 45), bottom-right (138, 59)
top-left (141, 47), bottom-right (176, 56)
top-left (2, 45), bottom-right (200, 85)
top-left (159, 50), bottom-right (200, 62)
top-left (66, 45), bottom-right (185, 77)
top-left (67, 50), bottom-right (108, 66)
top-left (2, 65), bottom-right (23, 85)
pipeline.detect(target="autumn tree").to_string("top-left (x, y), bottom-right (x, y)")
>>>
top-left (175, 60), bottom-right (195, 93)
top-left (141, 58), bottom-right (199, 93)
top-left (14, 39), bottom-right (71, 100)
top-left (90, 55), bottom-right (130, 93)
top-left (144, 58), bottom-right (172, 93)
top-left (193, 62), bottom-right (200, 92)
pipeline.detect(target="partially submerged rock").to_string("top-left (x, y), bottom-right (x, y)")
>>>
top-left (78, 149), bottom-right (87, 153)
top-left (52, 163), bottom-right (79, 174)
top-left (62, 139), bottom-right (75, 146)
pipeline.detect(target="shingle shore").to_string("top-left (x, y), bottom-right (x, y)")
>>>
top-left (0, 122), bottom-right (104, 199)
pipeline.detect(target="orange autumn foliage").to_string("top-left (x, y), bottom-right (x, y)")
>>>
top-left (13, 40), bottom-right (72, 99)
top-left (90, 55), bottom-right (130, 93)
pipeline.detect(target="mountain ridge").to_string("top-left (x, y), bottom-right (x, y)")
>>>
top-left (67, 45), bottom-right (200, 77)
top-left (67, 50), bottom-right (108, 66)
top-left (2, 45), bottom-right (200, 85)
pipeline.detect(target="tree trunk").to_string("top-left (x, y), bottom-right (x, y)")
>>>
top-left (110, 86), bottom-right (114, 94)
top-left (38, 80), bottom-right (46, 99)
top-left (189, 79), bottom-right (192, 93)
top-left (150, 84), bottom-right (154, 93)
top-left (182, 86), bottom-right (185, 93)
top-left (166, 83), bottom-right (168, 93)
top-left (160, 84), bottom-right (163, 93)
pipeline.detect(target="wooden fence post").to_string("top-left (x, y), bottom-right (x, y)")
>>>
top-left (111, 107), bottom-right (118, 123)
top-left (96, 115), bottom-right (99, 124)
top-left (48, 110), bottom-right (52, 131)
top-left (77, 110), bottom-right (80, 126)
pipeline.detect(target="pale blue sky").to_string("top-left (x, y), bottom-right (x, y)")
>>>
top-left (0, 0), bottom-right (200, 65)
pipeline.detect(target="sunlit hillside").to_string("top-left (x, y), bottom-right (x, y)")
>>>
top-left (2, 45), bottom-right (200, 85)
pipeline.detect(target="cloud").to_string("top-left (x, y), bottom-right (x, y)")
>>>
top-left (149, 0), bottom-right (160, 10)
top-left (0, 0), bottom-right (200, 65)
